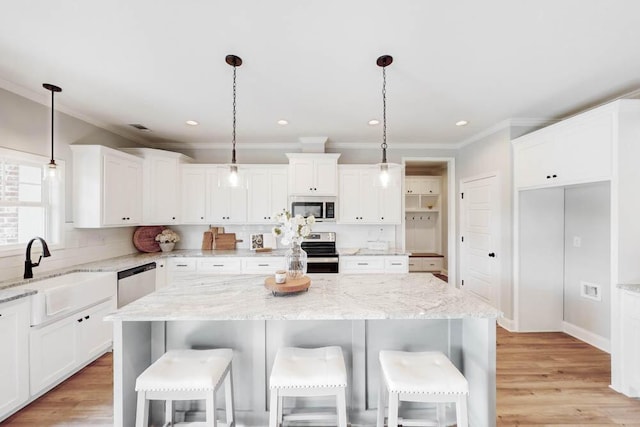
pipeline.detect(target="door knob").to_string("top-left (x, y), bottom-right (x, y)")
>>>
top-left (488, 252), bottom-right (496, 257)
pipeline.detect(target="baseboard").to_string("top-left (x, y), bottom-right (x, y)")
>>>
top-left (562, 321), bottom-right (610, 353)
top-left (498, 317), bottom-right (515, 331)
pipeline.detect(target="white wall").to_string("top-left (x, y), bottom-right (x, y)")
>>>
top-left (563, 182), bottom-right (611, 339)
top-left (0, 87), bottom-right (143, 281)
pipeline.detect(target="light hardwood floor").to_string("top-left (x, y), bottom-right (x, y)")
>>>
top-left (2, 327), bottom-right (640, 426)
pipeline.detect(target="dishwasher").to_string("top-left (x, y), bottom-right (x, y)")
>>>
top-left (117, 262), bottom-right (157, 308)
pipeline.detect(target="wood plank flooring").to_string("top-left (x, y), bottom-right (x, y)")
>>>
top-left (2, 328), bottom-right (640, 426)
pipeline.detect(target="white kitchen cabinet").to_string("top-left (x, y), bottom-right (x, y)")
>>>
top-left (242, 257), bottom-right (284, 274)
top-left (0, 298), bottom-right (30, 420)
top-left (513, 108), bottom-right (613, 189)
top-left (340, 255), bottom-right (409, 274)
top-left (155, 259), bottom-right (168, 290)
top-left (71, 145), bottom-right (143, 228)
top-left (339, 166), bottom-right (402, 224)
top-left (180, 165), bottom-right (208, 224)
top-left (197, 257), bottom-right (243, 273)
top-left (405, 176), bottom-right (440, 195)
top-left (621, 290), bottom-right (640, 397)
top-left (30, 298), bottom-right (115, 396)
top-left (247, 166), bottom-right (288, 223)
top-left (122, 148), bottom-right (193, 225)
top-left (408, 256), bottom-right (443, 272)
top-left (286, 153), bottom-right (340, 196)
top-left (208, 168), bottom-right (248, 224)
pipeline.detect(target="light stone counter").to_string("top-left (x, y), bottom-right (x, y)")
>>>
top-left (338, 248), bottom-right (409, 256)
top-left (0, 287), bottom-right (36, 305)
top-left (618, 283), bottom-right (640, 294)
top-left (110, 273), bottom-right (499, 427)
top-left (106, 273), bottom-right (500, 322)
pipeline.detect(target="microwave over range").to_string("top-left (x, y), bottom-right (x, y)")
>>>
top-left (290, 196), bottom-right (336, 222)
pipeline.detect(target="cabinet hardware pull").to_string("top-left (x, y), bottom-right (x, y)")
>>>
top-left (391, 263), bottom-right (401, 265)
top-left (552, 174), bottom-right (557, 178)
top-left (258, 264), bottom-right (269, 267)
top-left (176, 264), bottom-right (188, 267)
top-left (85, 315), bottom-right (90, 320)
top-left (357, 263), bottom-right (368, 265)
top-left (488, 252), bottom-right (496, 257)
top-left (77, 318), bottom-right (83, 323)
top-left (213, 264), bottom-right (224, 267)
top-left (546, 175), bottom-right (551, 179)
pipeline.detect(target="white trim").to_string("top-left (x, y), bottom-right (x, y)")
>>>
top-left (0, 77), bottom-right (151, 147)
top-left (401, 156), bottom-right (456, 287)
top-left (497, 317), bottom-right (515, 332)
top-left (562, 321), bottom-right (610, 354)
top-left (456, 118), bottom-right (556, 149)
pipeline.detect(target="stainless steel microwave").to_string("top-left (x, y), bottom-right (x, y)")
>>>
top-left (290, 197), bottom-right (336, 222)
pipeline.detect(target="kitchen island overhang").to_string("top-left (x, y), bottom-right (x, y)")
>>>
top-left (106, 273), bottom-right (501, 427)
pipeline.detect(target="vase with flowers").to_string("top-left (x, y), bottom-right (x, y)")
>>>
top-left (273, 210), bottom-right (315, 280)
top-left (155, 228), bottom-right (180, 252)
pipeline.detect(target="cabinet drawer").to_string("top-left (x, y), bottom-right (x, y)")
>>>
top-left (422, 257), bottom-right (443, 272)
top-left (242, 257), bottom-right (284, 274)
top-left (168, 258), bottom-right (196, 272)
top-left (385, 256), bottom-right (409, 273)
top-left (197, 258), bottom-right (242, 273)
top-left (341, 256), bottom-right (385, 273)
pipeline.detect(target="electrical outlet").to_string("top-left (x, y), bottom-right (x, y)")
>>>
top-left (573, 236), bottom-right (581, 248)
top-left (580, 281), bottom-right (601, 301)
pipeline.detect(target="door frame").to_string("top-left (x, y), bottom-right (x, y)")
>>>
top-left (401, 156), bottom-right (456, 286)
top-left (460, 171), bottom-right (502, 310)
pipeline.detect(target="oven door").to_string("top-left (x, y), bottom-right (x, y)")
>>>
top-left (307, 257), bottom-right (339, 273)
top-left (291, 202), bottom-right (323, 219)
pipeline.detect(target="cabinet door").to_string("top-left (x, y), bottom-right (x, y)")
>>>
top-left (209, 170), bottom-right (247, 223)
top-left (405, 177), bottom-right (421, 194)
top-left (377, 169), bottom-right (402, 224)
top-left (0, 300), bottom-right (29, 419)
top-left (181, 168), bottom-right (208, 223)
top-left (30, 315), bottom-right (79, 395)
top-left (270, 169), bottom-right (289, 218)
top-left (122, 160), bottom-right (143, 224)
top-left (339, 169), bottom-right (363, 223)
top-left (149, 157), bottom-right (179, 224)
top-left (358, 170), bottom-right (379, 223)
top-left (289, 159), bottom-right (315, 195)
top-left (514, 135), bottom-right (558, 189)
top-left (78, 300), bottom-right (115, 361)
top-left (423, 177), bottom-right (440, 195)
top-left (102, 155), bottom-right (125, 225)
top-left (247, 169), bottom-right (270, 222)
top-left (313, 158), bottom-right (337, 195)
top-left (340, 256), bottom-right (385, 274)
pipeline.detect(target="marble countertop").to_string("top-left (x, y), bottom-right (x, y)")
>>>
top-left (105, 273), bottom-right (501, 322)
top-left (338, 248), bottom-right (409, 256)
top-left (0, 288), bottom-right (37, 305)
top-left (618, 283), bottom-right (640, 294)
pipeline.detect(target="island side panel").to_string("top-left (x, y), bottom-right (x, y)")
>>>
top-left (462, 317), bottom-right (497, 427)
top-left (113, 320), bottom-right (153, 427)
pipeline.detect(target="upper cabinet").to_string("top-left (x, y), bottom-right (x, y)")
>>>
top-left (338, 165), bottom-right (402, 224)
top-left (405, 176), bottom-right (440, 195)
top-left (246, 166), bottom-right (288, 223)
top-left (286, 153), bottom-right (340, 196)
top-left (71, 145), bottom-right (143, 228)
top-left (121, 148), bottom-right (193, 225)
top-left (180, 165), bottom-right (208, 224)
top-left (513, 107), bottom-right (614, 189)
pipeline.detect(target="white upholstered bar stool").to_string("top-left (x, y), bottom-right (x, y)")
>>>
top-left (376, 350), bottom-right (469, 427)
top-left (135, 349), bottom-right (235, 427)
top-left (269, 346), bottom-right (348, 427)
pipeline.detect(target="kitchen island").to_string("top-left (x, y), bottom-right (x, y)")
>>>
top-left (106, 273), bottom-right (500, 426)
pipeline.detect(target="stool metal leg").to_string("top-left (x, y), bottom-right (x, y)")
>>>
top-left (269, 389), bottom-right (279, 427)
top-left (376, 378), bottom-right (385, 427)
top-left (225, 367), bottom-right (235, 426)
top-left (277, 396), bottom-right (283, 425)
top-left (337, 387), bottom-right (347, 427)
top-left (135, 391), bottom-right (149, 427)
top-left (206, 392), bottom-right (217, 427)
top-left (456, 395), bottom-right (469, 427)
top-left (387, 391), bottom-right (399, 427)
top-left (165, 400), bottom-right (173, 426)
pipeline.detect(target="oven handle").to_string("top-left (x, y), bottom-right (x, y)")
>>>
top-left (307, 257), bottom-right (339, 263)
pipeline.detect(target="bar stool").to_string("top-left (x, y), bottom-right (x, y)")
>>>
top-left (376, 350), bottom-right (469, 427)
top-left (269, 346), bottom-right (348, 427)
top-left (135, 348), bottom-right (235, 427)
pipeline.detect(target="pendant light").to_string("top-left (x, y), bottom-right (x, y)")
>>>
top-left (43, 83), bottom-right (62, 181)
top-left (225, 54), bottom-right (242, 187)
top-left (376, 55), bottom-right (394, 188)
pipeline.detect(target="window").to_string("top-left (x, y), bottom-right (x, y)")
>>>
top-left (0, 147), bottom-right (64, 253)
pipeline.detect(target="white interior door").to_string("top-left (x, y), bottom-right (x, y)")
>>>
top-left (460, 175), bottom-right (500, 307)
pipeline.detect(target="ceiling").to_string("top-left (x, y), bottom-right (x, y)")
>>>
top-left (1, 0), bottom-right (640, 149)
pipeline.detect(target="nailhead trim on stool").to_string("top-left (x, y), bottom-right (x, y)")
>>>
top-left (135, 349), bottom-right (235, 427)
top-left (376, 350), bottom-right (469, 427)
top-left (269, 346), bottom-right (348, 427)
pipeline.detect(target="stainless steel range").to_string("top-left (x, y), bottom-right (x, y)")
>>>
top-left (302, 232), bottom-right (339, 273)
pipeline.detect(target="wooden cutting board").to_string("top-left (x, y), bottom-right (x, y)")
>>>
top-left (214, 233), bottom-right (238, 250)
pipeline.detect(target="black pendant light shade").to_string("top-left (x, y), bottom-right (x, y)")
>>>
top-left (43, 83), bottom-right (62, 178)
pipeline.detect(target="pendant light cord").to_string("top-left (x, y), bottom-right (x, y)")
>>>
top-left (232, 64), bottom-right (237, 165)
top-left (50, 89), bottom-right (55, 164)
top-left (381, 65), bottom-right (387, 163)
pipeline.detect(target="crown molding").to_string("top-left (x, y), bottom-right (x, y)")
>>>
top-left (454, 118), bottom-right (556, 149)
top-left (328, 141), bottom-right (457, 150)
top-left (0, 77), bottom-right (152, 147)
top-left (151, 141), bottom-right (304, 150)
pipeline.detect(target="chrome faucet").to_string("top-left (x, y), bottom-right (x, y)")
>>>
top-left (24, 237), bottom-right (51, 279)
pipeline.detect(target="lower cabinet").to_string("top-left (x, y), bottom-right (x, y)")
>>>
top-left (621, 291), bottom-right (640, 396)
top-left (408, 256), bottom-right (443, 272)
top-left (29, 298), bottom-right (115, 396)
top-left (340, 256), bottom-right (408, 274)
top-left (242, 257), bottom-right (284, 274)
top-left (0, 298), bottom-right (30, 420)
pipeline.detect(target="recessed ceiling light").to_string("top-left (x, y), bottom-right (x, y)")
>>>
top-left (186, 120), bottom-right (199, 126)
top-left (368, 119), bottom-right (380, 125)
top-left (277, 119), bottom-right (289, 126)
top-left (129, 123), bottom-right (151, 132)
top-left (456, 120), bottom-right (469, 127)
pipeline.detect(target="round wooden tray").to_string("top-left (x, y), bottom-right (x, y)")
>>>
top-left (132, 226), bottom-right (164, 253)
top-left (264, 276), bottom-right (311, 295)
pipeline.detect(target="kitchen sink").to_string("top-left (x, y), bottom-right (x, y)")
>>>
top-left (23, 271), bottom-right (117, 326)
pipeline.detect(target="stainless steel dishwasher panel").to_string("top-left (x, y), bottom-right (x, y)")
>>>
top-left (117, 262), bottom-right (157, 308)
